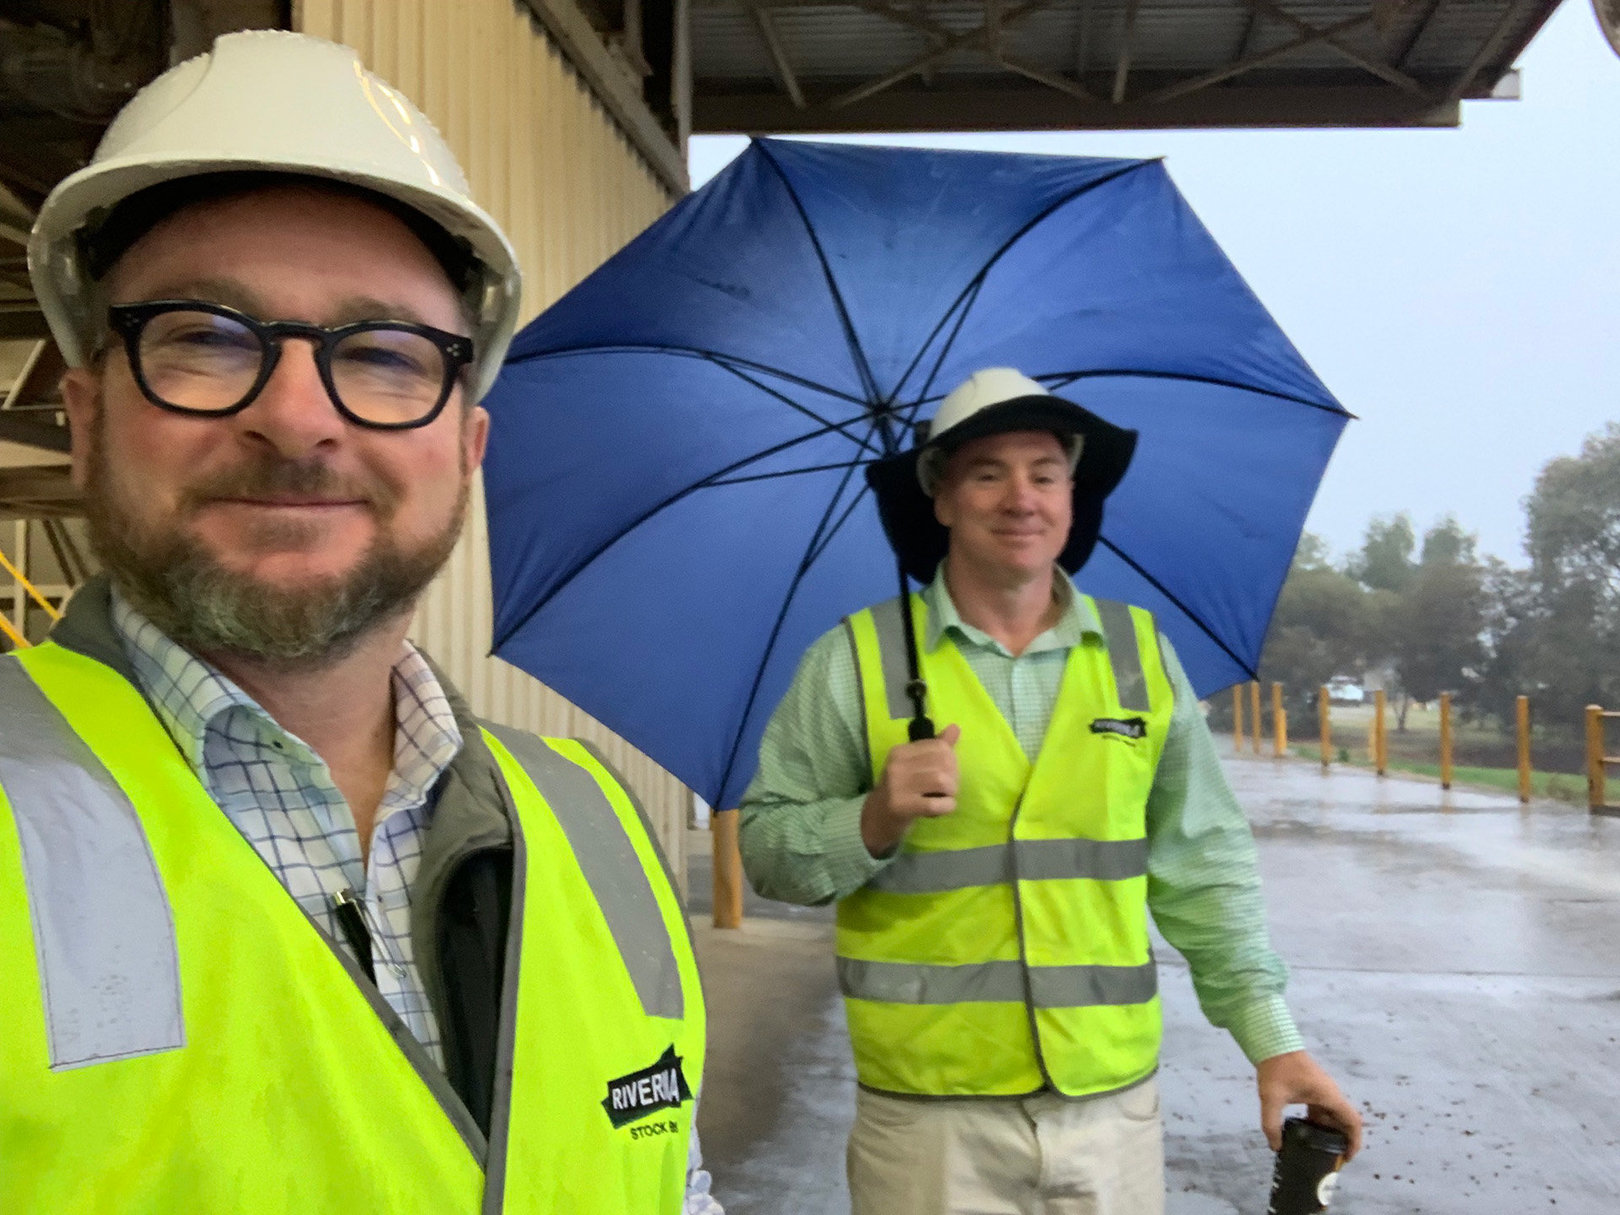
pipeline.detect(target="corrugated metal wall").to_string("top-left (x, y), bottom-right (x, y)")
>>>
top-left (293, 0), bottom-right (692, 882)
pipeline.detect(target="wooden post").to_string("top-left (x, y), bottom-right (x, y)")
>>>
top-left (1516, 695), bottom-right (1531, 804)
top-left (1233, 685), bottom-right (1246, 753)
top-left (1373, 689), bottom-right (1387, 776)
top-left (1588, 706), bottom-right (1607, 813)
top-left (1249, 681), bottom-right (1262, 755)
top-left (1318, 685), bottom-right (1331, 769)
top-left (712, 809), bottom-right (745, 929)
top-left (1439, 692), bottom-right (1453, 790)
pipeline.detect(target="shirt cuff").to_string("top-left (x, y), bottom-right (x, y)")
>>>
top-left (1226, 994), bottom-right (1305, 1065)
top-left (823, 795), bottom-right (895, 898)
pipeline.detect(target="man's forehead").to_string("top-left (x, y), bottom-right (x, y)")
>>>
top-left (950, 430), bottom-right (1071, 466)
top-left (102, 185), bottom-right (463, 328)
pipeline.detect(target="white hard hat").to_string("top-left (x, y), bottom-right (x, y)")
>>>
top-left (27, 30), bottom-right (521, 401)
top-left (917, 367), bottom-right (1083, 495)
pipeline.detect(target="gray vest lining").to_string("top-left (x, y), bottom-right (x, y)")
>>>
top-left (867, 595), bottom-right (917, 723)
top-left (0, 657), bottom-right (186, 1070)
top-left (866, 836), bottom-right (1149, 894)
top-left (837, 956), bottom-right (1157, 1008)
top-left (1092, 598), bottom-right (1150, 713)
top-left (483, 725), bottom-right (683, 1020)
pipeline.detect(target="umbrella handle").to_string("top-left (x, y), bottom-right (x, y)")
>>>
top-left (897, 560), bottom-right (934, 741)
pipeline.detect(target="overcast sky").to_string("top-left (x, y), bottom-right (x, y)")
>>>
top-left (688, 2), bottom-right (1620, 568)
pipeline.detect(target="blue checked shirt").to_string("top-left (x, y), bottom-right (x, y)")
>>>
top-left (109, 590), bottom-right (724, 1213)
top-left (112, 590), bottom-right (456, 1066)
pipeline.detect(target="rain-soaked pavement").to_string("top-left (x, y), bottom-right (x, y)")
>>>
top-left (688, 745), bottom-right (1620, 1214)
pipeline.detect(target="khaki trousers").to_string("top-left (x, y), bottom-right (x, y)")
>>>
top-left (847, 1078), bottom-right (1165, 1215)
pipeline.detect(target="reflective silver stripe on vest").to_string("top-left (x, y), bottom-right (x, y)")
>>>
top-left (838, 957), bottom-right (1157, 1007)
top-left (0, 657), bottom-right (185, 1070)
top-left (1093, 598), bottom-right (1150, 713)
top-left (867, 837), bottom-right (1149, 894)
top-left (484, 725), bottom-right (683, 1019)
top-left (867, 595), bottom-right (916, 722)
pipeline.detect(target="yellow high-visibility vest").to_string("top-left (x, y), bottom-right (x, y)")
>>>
top-left (0, 641), bottom-right (703, 1214)
top-left (838, 592), bottom-right (1172, 1098)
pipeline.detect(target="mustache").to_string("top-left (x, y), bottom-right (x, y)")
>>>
top-left (179, 457), bottom-right (396, 512)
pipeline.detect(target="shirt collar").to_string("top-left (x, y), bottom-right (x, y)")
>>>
top-left (920, 562), bottom-right (1101, 656)
top-left (109, 587), bottom-right (462, 794)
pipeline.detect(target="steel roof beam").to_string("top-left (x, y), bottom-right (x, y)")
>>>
top-left (826, 0), bottom-right (1054, 108)
top-left (1440, 0), bottom-right (1521, 104)
top-left (1112, 0), bottom-right (1141, 102)
top-left (694, 81), bottom-right (1459, 129)
top-left (747, 3), bottom-right (808, 106)
top-left (1142, 11), bottom-right (1374, 104)
top-left (1243, 0), bottom-right (1430, 97)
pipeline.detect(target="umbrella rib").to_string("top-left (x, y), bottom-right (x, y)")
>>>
top-left (1093, 534), bottom-right (1258, 682)
top-left (914, 276), bottom-right (990, 406)
top-left (713, 442), bottom-right (884, 803)
top-left (1039, 367), bottom-right (1349, 416)
top-left (891, 158), bottom-right (1153, 406)
top-left (503, 342), bottom-right (872, 410)
top-left (705, 458), bottom-right (877, 487)
top-left (754, 141), bottom-right (885, 420)
top-left (492, 416), bottom-right (886, 650)
top-left (705, 355), bottom-right (885, 456)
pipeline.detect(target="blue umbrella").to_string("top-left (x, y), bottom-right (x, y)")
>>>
top-left (482, 139), bottom-right (1350, 810)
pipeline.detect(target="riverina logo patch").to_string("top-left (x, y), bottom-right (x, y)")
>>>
top-left (1090, 716), bottom-right (1147, 740)
top-left (602, 1046), bottom-right (692, 1128)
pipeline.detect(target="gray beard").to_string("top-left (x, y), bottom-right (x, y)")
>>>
top-left (84, 423), bottom-right (467, 670)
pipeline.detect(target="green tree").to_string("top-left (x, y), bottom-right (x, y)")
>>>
top-left (1347, 513), bottom-right (1416, 593)
top-left (1259, 533), bottom-right (1374, 715)
top-left (1473, 425), bottom-right (1620, 735)
top-left (1387, 556), bottom-right (1486, 727)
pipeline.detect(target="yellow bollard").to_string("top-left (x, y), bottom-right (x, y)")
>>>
top-left (1516, 695), bottom-right (1532, 804)
top-left (1249, 681), bottom-right (1262, 755)
top-left (1319, 685), bottom-right (1331, 769)
top-left (1588, 706), bottom-right (1610, 813)
top-left (1233, 685), bottom-right (1246, 753)
top-left (1272, 683), bottom-right (1286, 757)
top-left (1373, 689), bottom-right (1387, 776)
top-left (1439, 692), bottom-right (1453, 791)
top-left (712, 809), bottom-right (745, 929)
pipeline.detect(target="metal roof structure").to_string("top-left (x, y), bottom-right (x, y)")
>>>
top-left (690, 0), bottom-right (1556, 132)
top-left (0, 0), bottom-right (1567, 520)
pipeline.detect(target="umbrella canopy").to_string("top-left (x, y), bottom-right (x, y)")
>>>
top-left (483, 139), bottom-right (1350, 809)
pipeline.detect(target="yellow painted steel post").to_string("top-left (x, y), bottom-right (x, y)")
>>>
top-left (1587, 706), bottom-right (1606, 812)
top-left (0, 611), bottom-right (26, 649)
top-left (1373, 689), bottom-right (1387, 776)
top-left (1319, 685), bottom-right (1331, 769)
top-left (1516, 695), bottom-right (1532, 804)
top-left (1233, 685), bottom-right (1246, 753)
top-left (1249, 681), bottom-right (1262, 755)
top-left (1439, 692), bottom-right (1453, 790)
top-left (1272, 682), bottom-right (1286, 756)
top-left (712, 810), bottom-right (745, 929)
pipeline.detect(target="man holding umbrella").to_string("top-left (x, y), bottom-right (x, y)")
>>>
top-left (739, 367), bottom-right (1361, 1213)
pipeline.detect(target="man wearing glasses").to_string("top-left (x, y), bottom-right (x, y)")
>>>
top-left (1, 31), bottom-right (717, 1215)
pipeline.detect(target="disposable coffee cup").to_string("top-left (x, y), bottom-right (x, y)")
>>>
top-left (1267, 1116), bottom-right (1349, 1214)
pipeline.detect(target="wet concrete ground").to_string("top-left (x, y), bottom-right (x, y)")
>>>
top-left (688, 748), bottom-right (1620, 1214)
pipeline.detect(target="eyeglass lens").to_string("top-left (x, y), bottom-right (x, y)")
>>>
top-left (136, 308), bottom-right (451, 426)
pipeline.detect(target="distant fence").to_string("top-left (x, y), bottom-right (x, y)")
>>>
top-left (1232, 682), bottom-right (1617, 816)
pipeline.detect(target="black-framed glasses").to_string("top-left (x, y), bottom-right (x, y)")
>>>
top-left (106, 299), bottom-right (475, 431)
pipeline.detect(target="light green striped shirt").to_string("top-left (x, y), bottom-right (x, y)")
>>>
top-left (738, 569), bottom-right (1302, 1066)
